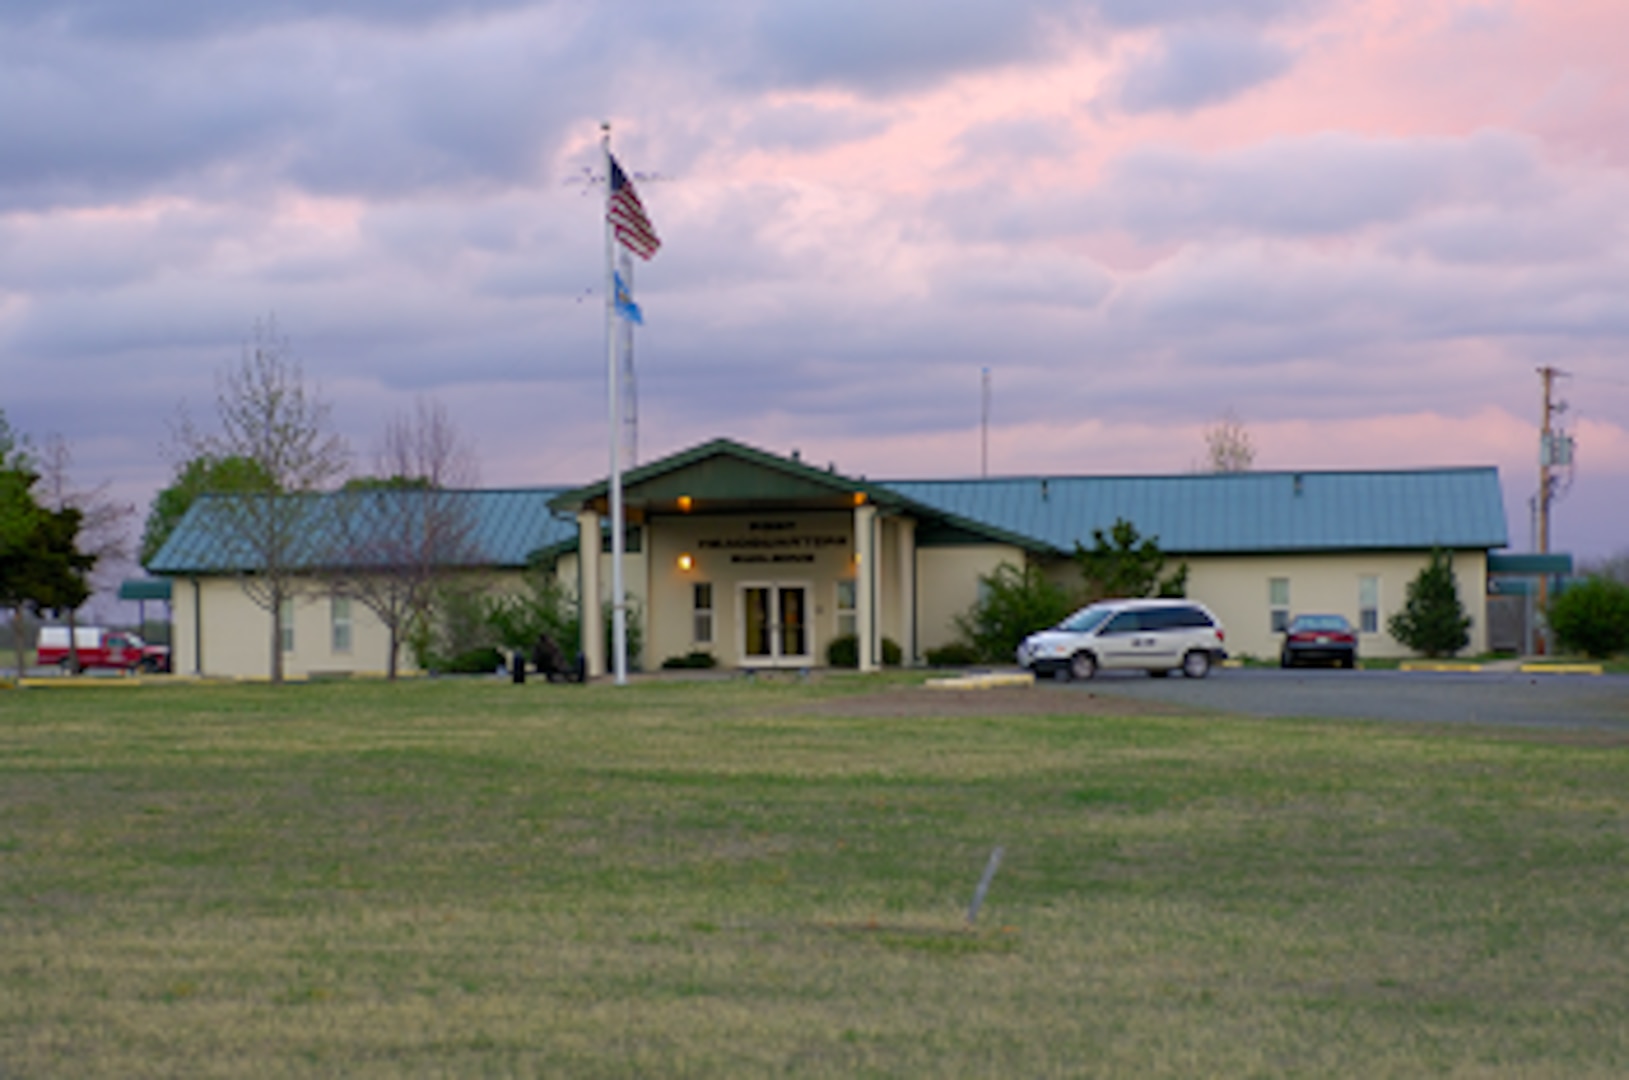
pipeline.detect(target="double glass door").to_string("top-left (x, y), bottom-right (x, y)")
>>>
top-left (741, 584), bottom-right (810, 665)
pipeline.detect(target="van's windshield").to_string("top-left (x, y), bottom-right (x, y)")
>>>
top-left (1057, 606), bottom-right (1113, 634)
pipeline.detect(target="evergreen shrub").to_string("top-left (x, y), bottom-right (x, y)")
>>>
top-left (1388, 548), bottom-right (1471, 657)
top-left (1549, 576), bottom-right (1629, 659)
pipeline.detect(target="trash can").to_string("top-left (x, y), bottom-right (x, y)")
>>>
top-left (511, 652), bottom-right (526, 684)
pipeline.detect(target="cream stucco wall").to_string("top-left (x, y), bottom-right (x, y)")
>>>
top-left (168, 530), bottom-right (1491, 677)
top-left (1184, 549), bottom-right (1488, 661)
top-left (170, 576), bottom-right (434, 678)
top-left (1020, 548), bottom-right (1490, 662)
top-left (644, 510), bottom-right (856, 668)
top-left (914, 543), bottom-right (1028, 653)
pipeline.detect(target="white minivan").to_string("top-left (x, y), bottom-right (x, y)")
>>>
top-left (1016, 598), bottom-right (1228, 681)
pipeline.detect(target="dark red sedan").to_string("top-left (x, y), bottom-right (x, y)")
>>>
top-left (1280, 614), bottom-right (1358, 669)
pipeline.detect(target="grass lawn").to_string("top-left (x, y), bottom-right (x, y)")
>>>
top-left (3, 675), bottom-right (1627, 1077)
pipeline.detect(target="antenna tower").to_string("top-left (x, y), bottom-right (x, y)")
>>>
top-left (980, 367), bottom-right (990, 478)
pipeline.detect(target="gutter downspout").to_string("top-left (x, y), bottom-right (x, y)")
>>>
top-left (192, 576), bottom-right (203, 675)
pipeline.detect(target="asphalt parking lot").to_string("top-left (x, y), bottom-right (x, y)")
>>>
top-left (1052, 667), bottom-right (1629, 732)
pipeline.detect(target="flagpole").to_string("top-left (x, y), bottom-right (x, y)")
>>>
top-left (621, 253), bottom-right (638, 467)
top-left (602, 122), bottom-right (628, 685)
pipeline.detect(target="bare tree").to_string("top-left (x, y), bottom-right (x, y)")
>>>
top-left (326, 399), bottom-right (480, 679)
top-left (379, 397), bottom-right (479, 490)
top-left (37, 434), bottom-right (136, 671)
top-left (1583, 549), bottom-right (1629, 586)
top-left (178, 316), bottom-right (349, 683)
top-left (1203, 410), bottom-right (1255, 473)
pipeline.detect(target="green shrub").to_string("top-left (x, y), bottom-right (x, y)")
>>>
top-left (413, 583), bottom-right (497, 673)
top-left (1549, 576), bottom-right (1629, 659)
top-left (482, 563), bottom-right (643, 670)
top-left (826, 634), bottom-right (858, 668)
top-left (661, 651), bottom-right (718, 670)
top-left (925, 642), bottom-right (979, 667)
top-left (438, 646), bottom-right (504, 674)
top-left (824, 635), bottom-right (900, 668)
top-left (954, 562), bottom-right (1076, 663)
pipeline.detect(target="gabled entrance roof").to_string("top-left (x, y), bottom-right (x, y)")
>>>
top-left (548, 437), bottom-right (1045, 551)
top-left (548, 437), bottom-right (899, 515)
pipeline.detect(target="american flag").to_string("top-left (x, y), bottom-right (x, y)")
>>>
top-left (608, 155), bottom-right (660, 260)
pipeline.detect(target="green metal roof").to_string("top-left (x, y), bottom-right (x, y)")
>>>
top-left (148, 441), bottom-right (1511, 576)
top-left (1487, 552), bottom-right (1572, 575)
top-left (147, 488), bottom-right (575, 574)
top-left (118, 578), bottom-right (172, 601)
top-left (882, 467), bottom-right (1509, 555)
top-left (549, 437), bottom-right (906, 513)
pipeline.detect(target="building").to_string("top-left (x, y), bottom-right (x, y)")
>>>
top-left (149, 437), bottom-right (1509, 678)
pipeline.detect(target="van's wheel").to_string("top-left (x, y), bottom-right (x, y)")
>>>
top-left (1181, 650), bottom-right (1211, 679)
top-left (1069, 652), bottom-right (1097, 681)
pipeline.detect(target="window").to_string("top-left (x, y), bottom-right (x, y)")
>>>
top-left (835, 579), bottom-right (857, 638)
top-left (600, 525), bottom-right (643, 554)
top-left (1359, 576), bottom-right (1380, 634)
top-left (692, 582), bottom-right (714, 644)
top-left (1269, 577), bottom-right (1290, 633)
top-left (1141, 608), bottom-right (1178, 631)
top-left (1179, 606), bottom-right (1214, 628)
top-left (1141, 607), bottom-right (1209, 631)
top-left (331, 596), bottom-right (353, 654)
top-left (1102, 612), bottom-right (1140, 635)
top-left (279, 598), bottom-right (295, 653)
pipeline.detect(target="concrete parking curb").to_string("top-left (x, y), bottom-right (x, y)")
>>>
top-left (926, 672), bottom-right (1036, 690)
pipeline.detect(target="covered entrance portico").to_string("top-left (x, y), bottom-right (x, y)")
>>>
top-left (548, 439), bottom-right (948, 676)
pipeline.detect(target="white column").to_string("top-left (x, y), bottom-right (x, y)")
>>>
top-left (577, 509), bottom-right (604, 678)
top-left (896, 516), bottom-right (916, 666)
top-left (634, 518), bottom-right (651, 674)
top-left (855, 503), bottom-right (877, 672)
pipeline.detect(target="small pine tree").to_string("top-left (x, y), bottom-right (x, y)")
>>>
top-left (1388, 547), bottom-right (1471, 657)
top-left (1074, 518), bottom-right (1189, 600)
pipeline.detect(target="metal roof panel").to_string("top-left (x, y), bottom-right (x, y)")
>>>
top-left (881, 468), bottom-right (1508, 554)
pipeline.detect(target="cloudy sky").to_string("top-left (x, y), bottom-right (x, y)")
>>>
top-left (4, 0), bottom-right (1627, 598)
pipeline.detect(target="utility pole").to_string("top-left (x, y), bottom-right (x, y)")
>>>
top-left (1537, 366), bottom-right (1557, 558)
top-left (1535, 365), bottom-right (1571, 653)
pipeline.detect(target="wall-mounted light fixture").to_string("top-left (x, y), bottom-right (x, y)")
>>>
top-left (677, 495), bottom-right (693, 512)
top-left (677, 553), bottom-right (694, 571)
top-left (852, 491), bottom-right (867, 507)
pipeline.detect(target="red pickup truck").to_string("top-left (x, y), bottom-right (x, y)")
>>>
top-left (36, 627), bottom-right (171, 673)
